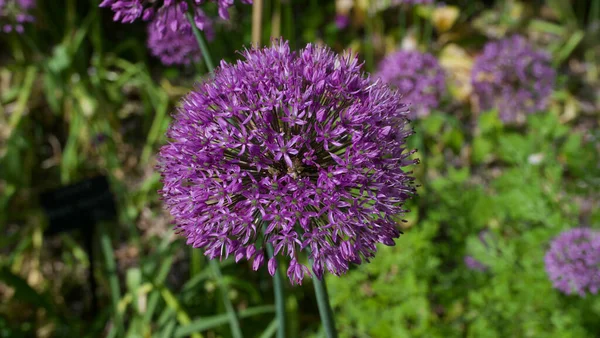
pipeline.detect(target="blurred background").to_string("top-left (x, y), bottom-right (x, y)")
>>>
top-left (1, 0), bottom-right (599, 337)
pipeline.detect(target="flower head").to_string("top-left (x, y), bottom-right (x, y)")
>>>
top-left (100, 0), bottom-right (252, 27)
top-left (391, 0), bottom-right (434, 5)
top-left (471, 35), bottom-right (555, 123)
top-left (0, 0), bottom-right (35, 33)
top-left (146, 4), bottom-right (214, 66)
top-left (544, 227), bottom-right (600, 297)
top-left (464, 255), bottom-right (487, 272)
top-left (157, 41), bottom-right (417, 285)
top-left (334, 14), bottom-right (350, 30)
top-left (376, 50), bottom-right (446, 118)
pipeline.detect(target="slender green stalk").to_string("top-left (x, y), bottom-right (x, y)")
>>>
top-left (99, 226), bottom-right (124, 335)
top-left (210, 260), bottom-right (243, 338)
top-left (252, 0), bottom-right (264, 45)
top-left (271, 0), bottom-right (282, 38)
top-left (311, 270), bottom-right (337, 338)
top-left (412, 8), bottom-right (420, 47)
top-left (186, 12), bottom-right (215, 72)
top-left (283, 0), bottom-right (295, 49)
top-left (422, 10), bottom-right (433, 48)
top-left (186, 11), bottom-right (242, 337)
top-left (364, 13), bottom-right (374, 72)
top-left (190, 248), bottom-right (202, 277)
top-left (398, 7), bottom-right (406, 42)
top-left (266, 245), bottom-right (286, 338)
top-left (590, 0), bottom-right (600, 28)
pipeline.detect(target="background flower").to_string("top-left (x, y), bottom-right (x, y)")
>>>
top-left (146, 4), bottom-right (214, 66)
top-left (0, 0), bottom-right (35, 33)
top-left (544, 227), bottom-right (600, 297)
top-left (158, 41), bottom-right (417, 285)
top-left (471, 35), bottom-right (555, 123)
top-left (99, 0), bottom-right (252, 27)
top-left (376, 50), bottom-right (446, 118)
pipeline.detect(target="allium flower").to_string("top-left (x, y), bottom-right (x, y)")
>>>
top-left (472, 35), bottom-right (555, 123)
top-left (157, 41), bottom-right (417, 285)
top-left (376, 50), bottom-right (446, 118)
top-left (0, 0), bottom-right (35, 33)
top-left (391, 0), bottom-right (434, 5)
top-left (464, 255), bottom-right (487, 272)
top-left (544, 228), bottom-right (600, 297)
top-left (334, 14), bottom-right (350, 30)
top-left (146, 4), bottom-right (214, 66)
top-left (100, 0), bottom-right (251, 27)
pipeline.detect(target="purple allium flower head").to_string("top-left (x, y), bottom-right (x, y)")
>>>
top-left (471, 35), bottom-right (555, 123)
top-left (391, 0), bottom-right (434, 5)
top-left (544, 227), bottom-right (600, 297)
top-left (146, 4), bottom-right (214, 66)
top-left (464, 255), bottom-right (487, 272)
top-left (376, 50), bottom-right (446, 118)
top-left (157, 40), bottom-right (417, 285)
top-left (100, 0), bottom-right (252, 26)
top-left (0, 0), bottom-right (35, 33)
top-left (334, 14), bottom-right (350, 30)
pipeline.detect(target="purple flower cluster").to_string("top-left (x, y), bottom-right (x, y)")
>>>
top-left (376, 50), bottom-right (446, 118)
top-left (544, 228), bottom-right (600, 297)
top-left (99, 0), bottom-right (251, 29)
top-left (391, 0), bottom-right (434, 5)
top-left (0, 0), bottom-right (35, 33)
top-left (146, 4), bottom-right (214, 66)
top-left (472, 35), bottom-right (555, 123)
top-left (464, 255), bottom-right (487, 272)
top-left (157, 41), bottom-right (417, 285)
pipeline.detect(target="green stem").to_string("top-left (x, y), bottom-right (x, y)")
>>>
top-left (210, 260), bottom-right (243, 338)
top-left (398, 7), bottom-right (406, 42)
top-left (364, 13), bottom-right (374, 72)
top-left (412, 8), bottom-right (420, 46)
top-left (99, 226), bottom-right (125, 335)
top-left (590, 0), bottom-right (600, 27)
top-left (186, 12), bottom-right (215, 72)
top-left (266, 245), bottom-right (286, 338)
top-left (311, 265), bottom-right (337, 338)
top-left (283, 0), bottom-right (295, 49)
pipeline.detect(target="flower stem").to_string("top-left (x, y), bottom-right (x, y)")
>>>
top-left (185, 12), bottom-right (215, 72)
top-left (210, 260), bottom-right (244, 338)
top-left (311, 267), bottom-right (338, 338)
top-left (252, 0), bottom-right (264, 46)
top-left (266, 244), bottom-right (286, 338)
top-left (186, 10), bottom-right (242, 338)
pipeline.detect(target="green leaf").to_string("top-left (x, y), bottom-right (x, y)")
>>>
top-left (0, 267), bottom-right (54, 315)
top-left (174, 306), bottom-right (275, 337)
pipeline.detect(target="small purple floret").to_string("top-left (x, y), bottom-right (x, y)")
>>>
top-left (376, 50), bottom-right (446, 118)
top-left (100, 0), bottom-right (252, 25)
top-left (471, 35), bottom-right (555, 123)
top-left (464, 255), bottom-right (487, 272)
top-left (544, 227), bottom-right (600, 297)
top-left (0, 0), bottom-right (36, 33)
top-left (157, 41), bottom-right (417, 285)
top-left (146, 4), bottom-right (214, 66)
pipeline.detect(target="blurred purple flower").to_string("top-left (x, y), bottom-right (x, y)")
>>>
top-left (99, 0), bottom-right (252, 28)
top-left (392, 0), bottom-right (434, 5)
top-left (157, 40), bottom-right (417, 285)
top-left (472, 35), bottom-right (555, 123)
top-left (146, 4), bottom-right (214, 66)
top-left (464, 255), bottom-right (487, 272)
top-left (544, 227), bottom-right (600, 297)
top-left (0, 0), bottom-right (35, 33)
top-left (376, 50), bottom-right (446, 118)
top-left (335, 14), bottom-right (350, 30)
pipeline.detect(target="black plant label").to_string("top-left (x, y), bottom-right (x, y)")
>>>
top-left (40, 175), bottom-right (117, 235)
